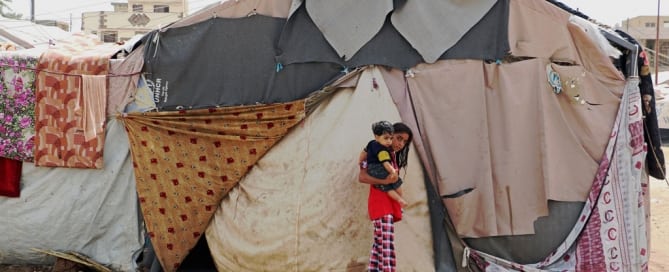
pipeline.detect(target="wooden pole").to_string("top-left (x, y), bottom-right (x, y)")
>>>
top-left (655, 0), bottom-right (660, 83)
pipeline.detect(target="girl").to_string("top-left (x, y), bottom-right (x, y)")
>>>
top-left (358, 122), bottom-right (413, 272)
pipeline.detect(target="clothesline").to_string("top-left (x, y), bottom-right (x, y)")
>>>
top-left (0, 63), bottom-right (142, 77)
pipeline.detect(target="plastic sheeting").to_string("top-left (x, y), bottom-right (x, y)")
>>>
top-left (206, 67), bottom-right (435, 271)
top-left (0, 118), bottom-right (142, 271)
top-left (142, 15), bottom-right (342, 111)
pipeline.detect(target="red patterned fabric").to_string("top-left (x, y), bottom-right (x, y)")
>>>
top-left (33, 34), bottom-right (121, 168)
top-left (0, 157), bottom-right (21, 197)
top-left (121, 101), bottom-right (305, 272)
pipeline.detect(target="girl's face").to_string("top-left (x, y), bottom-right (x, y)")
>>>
top-left (392, 132), bottom-right (410, 152)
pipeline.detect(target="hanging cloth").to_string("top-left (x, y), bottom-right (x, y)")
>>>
top-left (0, 157), bottom-right (21, 197)
top-left (120, 100), bottom-right (306, 272)
top-left (80, 75), bottom-right (107, 142)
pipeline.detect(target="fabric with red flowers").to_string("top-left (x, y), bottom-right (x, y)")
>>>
top-left (121, 100), bottom-right (305, 272)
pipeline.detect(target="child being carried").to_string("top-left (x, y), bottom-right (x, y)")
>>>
top-left (359, 121), bottom-right (408, 207)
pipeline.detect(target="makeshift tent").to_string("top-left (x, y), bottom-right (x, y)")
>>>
top-left (0, 0), bottom-right (661, 271)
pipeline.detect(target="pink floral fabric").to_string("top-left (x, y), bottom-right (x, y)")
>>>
top-left (0, 54), bottom-right (38, 162)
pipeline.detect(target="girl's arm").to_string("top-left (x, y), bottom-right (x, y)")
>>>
top-left (358, 150), bottom-right (367, 165)
top-left (358, 166), bottom-right (397, 185)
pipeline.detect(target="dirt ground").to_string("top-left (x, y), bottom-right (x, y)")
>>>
top-left (1, 168), bottom-right (668, 272)
top-left (649, 167), bottom-right (669, 272)
top-left (0, 264), bottom-right (52, 272)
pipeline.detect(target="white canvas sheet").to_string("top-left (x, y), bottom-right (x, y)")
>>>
top-left (0, 118), bottom-right (142, 271)
top-left (206, 67), bottom-right (434, 271)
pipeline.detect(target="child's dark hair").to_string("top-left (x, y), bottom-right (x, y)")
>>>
top-left (393, 122), bottom-right (413, 169)
top-left (372, 121), bottom-right (394, 136)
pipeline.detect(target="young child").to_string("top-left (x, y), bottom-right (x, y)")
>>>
top-left (359, 121), bottom-right (408, 207)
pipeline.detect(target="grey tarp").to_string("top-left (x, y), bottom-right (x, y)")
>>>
top-left (303, 0), bottom-right (498, 64)
top-left (143, 15), bottom-right (342, 111)
top-left (0, 118), bottom-right (142, 271)
top-left (464, 201), bottom-right (583, 264)
top-left (391, 0), bottom-right (497, 63)
top-left (305, 0), bottom-right (393, 61)
top-left (276, 0), bottom-right (510, 70)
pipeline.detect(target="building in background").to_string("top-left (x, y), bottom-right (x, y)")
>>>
top-left (82, 0), bottom-right (188, 43)
top-left (621, 15), bottom-right (669, 69)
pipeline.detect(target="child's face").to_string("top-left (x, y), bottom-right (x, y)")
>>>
top-left (374, 132), bottom-right (393, 148)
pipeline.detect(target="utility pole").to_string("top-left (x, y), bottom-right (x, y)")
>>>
top-left (655, 0), bottom-right (660, 84)
top-left (30, 0), bottom-right (34, 22)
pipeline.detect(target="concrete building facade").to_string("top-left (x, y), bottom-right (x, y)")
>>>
top-left (82, 0), bottom-right (187, 43)
top-left (620, 16), bottom-right (669, 63)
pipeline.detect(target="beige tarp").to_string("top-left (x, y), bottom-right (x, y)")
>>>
top-left (507, 0), bottom-right (578, 62)
top-left (398, 57), bottom-right (622, 238)
top-left (206, 67), bottom-right (434, 271)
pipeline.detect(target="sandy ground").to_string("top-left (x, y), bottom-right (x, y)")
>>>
top-left (1, 154), bottom-right (668, 272)
top-left (649, 149), bottom-right (669, 271)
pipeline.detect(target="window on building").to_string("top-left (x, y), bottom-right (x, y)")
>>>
top-left (132, 4), bottom-right (143, 12)
top-left (646, 22), bottom-right (656, 28)
top-left (664, 20), bottom-right (669, 27)
top-left (102, 31), bottom-right (118, 43)
top-left (154, 5), bottom-right (169, 13)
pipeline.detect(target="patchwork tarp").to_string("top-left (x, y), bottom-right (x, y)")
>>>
top-left (142, 15), bottom-right (342, 111)
top-left (206, 66), bottom-right (435, 271)
top-left (277, 0), bottom-right (509, 70)
top-left (0, 118), bottom-right (142, 271)
top-left (390, 0), bottom-right (498, 63)
top-left (121, 101), bottom-right (306, 271)
top-left (467, 77), bottom-right (648, 272)
top-left (396, 57), bottom-right (622, 238)
top-left (305, 0), bottom-right (393, 61)
top-left (303, 0), bottom-right (497, 63)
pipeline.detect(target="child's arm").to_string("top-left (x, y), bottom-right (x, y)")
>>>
top-left (382, 161), bottom-right (398, 181)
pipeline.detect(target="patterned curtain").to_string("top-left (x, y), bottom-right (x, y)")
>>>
top-left (121, 100), bottom-right (305, 271)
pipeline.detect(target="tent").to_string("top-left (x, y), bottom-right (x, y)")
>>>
top-left (0, 0), bottom-right (662, 271)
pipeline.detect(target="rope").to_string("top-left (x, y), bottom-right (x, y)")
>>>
top-left (643, 120), bottom-right (669, 187)
top-left (0, 63), bottom-right (142, 77)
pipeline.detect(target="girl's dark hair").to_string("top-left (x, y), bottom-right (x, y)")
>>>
top-left (393, 122), bottom-right (413, 169)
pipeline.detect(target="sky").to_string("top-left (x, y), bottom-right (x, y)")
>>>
top-left (558, 0), bottom-right (663, 26)
top-left (3, 0), bottom-right (665, 31)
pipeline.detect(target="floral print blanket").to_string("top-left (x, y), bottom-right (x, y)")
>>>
top-left (0, 54), bottom-right (38, 162)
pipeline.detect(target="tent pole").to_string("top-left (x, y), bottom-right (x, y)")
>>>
top-left (655, 0), bottom-right (660, 84)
